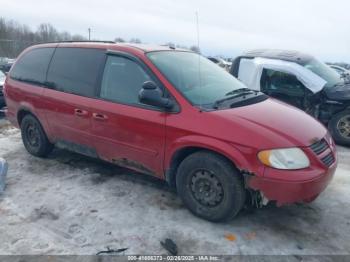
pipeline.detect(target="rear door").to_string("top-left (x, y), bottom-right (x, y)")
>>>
top-left (89, 53), bottom-right (167, 177)
top-left (42, 47), bottom-right (105, 156)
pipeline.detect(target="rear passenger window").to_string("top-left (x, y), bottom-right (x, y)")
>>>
top-left (47, 48), bottom-right (105, 97)
top-left (10, 48), bottom-right (55, 86)
top-left (100, 56), bottom-right (151, 104)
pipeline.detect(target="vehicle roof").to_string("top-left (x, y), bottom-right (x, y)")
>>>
top-left (28, 41), bottom-right (190, 54)
top-left (242, 49), bottom-right (314, 65)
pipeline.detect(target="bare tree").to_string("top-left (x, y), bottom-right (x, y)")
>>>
top-left (129, 38), bottom-right (142, 44)
top-left (115, 37), bottom-right (125, 42)
top-left (36, 23), bottom-right (59, 42)
top-left (189, 45), bottom-right (201, 54)
top-left (0, 17), bottom-right (86, 58)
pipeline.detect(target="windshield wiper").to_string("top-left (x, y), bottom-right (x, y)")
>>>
top-left (224, 88), bottom-right (254, 96)
top-left (213, 90), bottom-right (259, 109)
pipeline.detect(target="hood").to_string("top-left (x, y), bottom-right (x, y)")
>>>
top-left (209, 98), bottom-right (327, 149)
top-left (324, 83), bottom-right (350, 101)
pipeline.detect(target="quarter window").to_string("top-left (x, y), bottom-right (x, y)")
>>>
top-left (47, 48), bottom-right (105, 97)
top-left (100, 56), bottom-right (151, 104)
top-left (10, 48), bottom-right (55, 86)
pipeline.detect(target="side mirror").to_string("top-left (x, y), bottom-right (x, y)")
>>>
top-left (139, 81), bottom-right (174, 110)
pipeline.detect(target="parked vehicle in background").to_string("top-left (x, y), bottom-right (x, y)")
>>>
top-left (0, 57), bottom-right (16, 73)
top-left (0, 70), bottom-right (6, 108)
top-left (207, 56), bottom-right (231, 71)
top-left (329, 64), bottom-right (350, 80)
top-left (231, 49), bottom-right (350, 146)
top-left (4, 43), bottom-right (337, 221)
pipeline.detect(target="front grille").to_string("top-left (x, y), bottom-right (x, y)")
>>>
top-left (310, 139), bottom-right (328, 155)
top-left (322, 153), bottom-right (335, 167)
top-left (309, 138), bottom-right (335, 167)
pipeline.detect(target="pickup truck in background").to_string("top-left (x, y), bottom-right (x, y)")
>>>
top-left (230, 49), bottom-right (350, 146)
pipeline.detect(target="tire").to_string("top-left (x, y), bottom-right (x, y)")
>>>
top-left (176, 151), bottom-right (246, 222)
top-left (329, 110), bottom-right (350, 146)
top-left (20, 114), bottom-right (53, 157)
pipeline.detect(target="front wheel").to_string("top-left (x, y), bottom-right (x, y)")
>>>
top-left (176, 151), bottom-right (246, 222)
top-left (329, 111), bottom-right (350, 146)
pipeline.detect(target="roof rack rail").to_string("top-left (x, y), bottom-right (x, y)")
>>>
top-left (37, 40), bottom-right (116, 44)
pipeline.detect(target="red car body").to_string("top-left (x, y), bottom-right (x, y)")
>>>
top-left (4, 42), bottom-right (337, 206)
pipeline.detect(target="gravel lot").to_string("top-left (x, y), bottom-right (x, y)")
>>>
top-left (0, 119), bottom-right (350, 255)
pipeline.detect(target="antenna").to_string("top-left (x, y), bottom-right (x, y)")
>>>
top-left (88, 28), bottom-right (91, 40)
top-left (195, 12), bottom-right (200, 52)
top-left (195, 11), bottom-right (203, 111)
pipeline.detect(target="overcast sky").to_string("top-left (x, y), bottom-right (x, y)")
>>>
top-left (1, 0), bottom-right (350, 62)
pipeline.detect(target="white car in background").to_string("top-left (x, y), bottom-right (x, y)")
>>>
top-left (207, 57), bottom-right (232, 71)
top-left (0, 70), bottom-right (6, 108)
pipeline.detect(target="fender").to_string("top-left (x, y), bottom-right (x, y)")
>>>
top-left (165, 135), bottom-right (263, 176)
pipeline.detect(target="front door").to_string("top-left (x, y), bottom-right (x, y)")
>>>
top-left (90, 54), bottom-right (166, 177)
top-left (260, 68), bottom-right (310, 110)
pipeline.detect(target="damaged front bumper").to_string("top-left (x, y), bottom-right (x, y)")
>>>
top-left (247, 164), bottom-right (336, 206)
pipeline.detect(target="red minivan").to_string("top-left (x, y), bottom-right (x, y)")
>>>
top-left (3, 42), bottom-right (337, 221)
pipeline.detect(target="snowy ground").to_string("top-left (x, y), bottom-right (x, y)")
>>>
top-left (0, 119), bottom-right (349, 255)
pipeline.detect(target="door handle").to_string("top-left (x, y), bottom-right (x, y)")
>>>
top-left (74, 108), bottom-right (89, 117)
top-left (93, 113), bottom-right (108, 121)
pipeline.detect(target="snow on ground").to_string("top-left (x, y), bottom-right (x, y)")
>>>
top-left (0, 120), bottom-right (349, 255)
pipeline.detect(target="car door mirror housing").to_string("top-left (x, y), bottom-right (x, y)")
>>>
top-left (139, 81), bottom-right (174, 110)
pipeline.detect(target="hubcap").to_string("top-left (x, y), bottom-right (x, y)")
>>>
top-left (26, 123), bottom-right (40, 147)
top-left (190, 169), bottom-right (224, 207)
top-left (337, 115), bottom-right (350, 139)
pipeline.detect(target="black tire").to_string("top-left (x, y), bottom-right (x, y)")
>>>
top-left (176, 151), bottom-right (246, 222)
top-left (20, 114), bottom-right (53, 157)
top-left (329, 110), bottom-right (350, 146)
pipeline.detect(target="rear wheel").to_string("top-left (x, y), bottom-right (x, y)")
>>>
top-left (329, 111), bottom-right (350, 146)
top-left (20, 114), bottom-right (53, 157)
top-left (176, 151), bottom-right (246, 222)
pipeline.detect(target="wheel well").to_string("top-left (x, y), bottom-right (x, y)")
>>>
top-left (17, 109), bottom-right (32, 126)
top-left (166, 146), bottom-right (240, 188)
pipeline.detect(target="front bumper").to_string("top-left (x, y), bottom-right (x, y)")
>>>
top-left (247, 135), bottom-right (337, 206)
top-left (248, 164), bottom-right (336, 205)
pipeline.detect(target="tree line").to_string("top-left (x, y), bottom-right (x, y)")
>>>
top-left (0, 18), bottom-right (87, 58)
top-left (0, 17), bottom-right (200, 58)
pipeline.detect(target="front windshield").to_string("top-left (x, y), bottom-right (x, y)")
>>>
top-left (147, 51), bottom-right (248, 106)
top-left (304, 59), bottom-right (342, 88)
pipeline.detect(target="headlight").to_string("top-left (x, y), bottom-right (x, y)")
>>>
top-left (258, 148), bottom-right (310, 170)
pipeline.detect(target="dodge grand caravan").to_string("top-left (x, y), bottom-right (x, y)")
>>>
top-left (3, 42), bottom-right (337, 221)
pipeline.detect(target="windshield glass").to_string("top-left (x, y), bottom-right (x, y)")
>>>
top-left (304, 59), bottom-right (342, 88)
top-left (147, 51), bottom-right (248, 106)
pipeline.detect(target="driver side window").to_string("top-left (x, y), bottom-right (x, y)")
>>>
top-left (260, 69), bottom-right (307, 98)
top-left (100, 56), bottom-right (151, 105)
